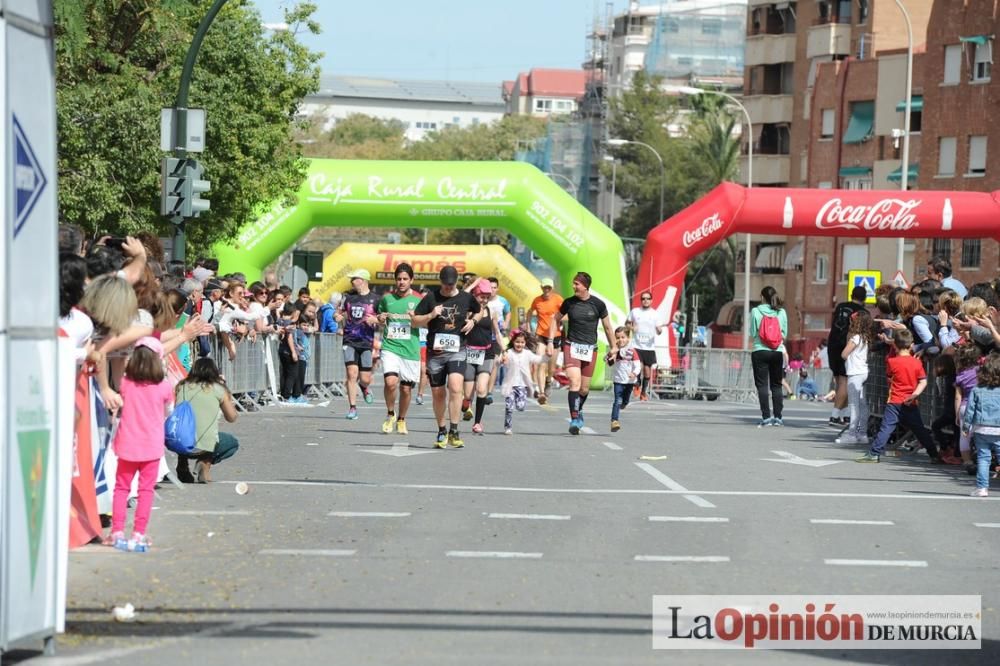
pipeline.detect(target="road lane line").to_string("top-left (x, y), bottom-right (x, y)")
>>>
top-left (634, 462), bottom-right (716, 508)
top-left (327, 511), bottom-right (411, 517)
top-left (635, 555), bottom-right (729, 562)
top-left (164, 510), bottom-right (253, 516)
top-left (649, 516), bottom-right (729, 523)
top-left (824, 559), bottom-right (927, 567)
top-left (810, 519), bottom-right (894, 525)
top-left (258, 549), bottom-right (356, 557)
top-left (446, 551), bottom-right (543, 559)
top-left (486, 513), bottom-right (571, 520)
top-left (974, 523), bottom-right (1000, 528)
top-left (602, 441), bottom-right (623, 451)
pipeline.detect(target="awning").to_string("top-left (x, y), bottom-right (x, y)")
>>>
top-left (895, 96), bottom-right (923, 112)
top-left (754, 244), bottom-right (784, 270)
top-left (839, 166), bottom-right (872, 177)
top-left (887, 163), bottom-right (919, 183)
top-left (960, 35), bottom-right (990, 45)
top-left (843, 101), bottom-right (874, 144)
top-left (783, 242), bottom-right (804, 269)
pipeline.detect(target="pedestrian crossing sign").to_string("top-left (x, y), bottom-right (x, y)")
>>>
top-left (847, 270), bottom-right (880, 304)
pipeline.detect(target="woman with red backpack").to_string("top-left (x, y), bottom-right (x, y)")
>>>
top-left (750, 286), bottom-right (789, 427)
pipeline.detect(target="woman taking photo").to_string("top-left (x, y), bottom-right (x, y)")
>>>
top-left (750, 286), bottom-right (788, 427)
top-left (174, 358), bottom-right (239, 483)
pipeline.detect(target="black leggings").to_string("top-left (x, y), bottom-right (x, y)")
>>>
top-left (751, 349), bottom-right (784, 420)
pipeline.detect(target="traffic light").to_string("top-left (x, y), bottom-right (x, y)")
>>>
top-left (181, 159), bottom-right (211, 217)
top-left (160, 157), bottom-right (186, 216)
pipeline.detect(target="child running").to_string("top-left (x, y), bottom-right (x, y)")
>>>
top-left (108, 337), bottom-right (174, 552)
top-left (501, 330), bottom-right (543, 435)
top-left (607, 326), bottom-right (641, 432)
top-left (836, 310), bottom-right (876, 445)
top-left (962, 352), bottom-right (1000, 497)
top-left (856, 329), bottom-right (940, 463)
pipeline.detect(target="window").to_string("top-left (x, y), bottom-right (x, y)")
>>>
top-left (821, 109), bottom-right (835, 138)
top-left (842, 177), bottom-right (872, 190)
top-left (910, 109), bottom-right (922, 133)
top-left (818, 181), bottom-right (834, 189)
top-left (973, 40), bottom-right (993, 81)
top-left (932, 239), bottom-right (952, 260)
top-left (841, 244), bottom-right (869, 282)
top-left (452, 116), bottom-right (460, 124)
top-left (944, 44), bottom-right (962, 84)
top-left (666, 18), bottom-right (680, 33)
top-left (815, 254), bottom-right (829, 283)
top-left (968, 135), bottom-right (988, 175)
top-left (701, 18), bottom-right (721, 35)
top-left (857, 0), bottom-right (869, 24)
top-left (534, 98), bottom-right (552, 112)
top-left (677, 56), bottom-right (693, 66)
top-left (938, 137), bottom-right (957, 176)
top-left (962, 239), bottom-right (982, 269)
top-left (472, 117), bottom-right (480, 125)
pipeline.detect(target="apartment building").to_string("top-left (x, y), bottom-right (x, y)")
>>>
top-left (502, 69), bottom-right (587, 117)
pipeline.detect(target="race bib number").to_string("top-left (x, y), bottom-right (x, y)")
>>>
top-left (351, 306), bottom-right (365, 319)
top-left (433, 333), bottom-right (460, 353)
top-left (570, 342), bottom-right (594, 362)
top-left (467, 348), bottom-right (486, 365)
top-left (636, 333), bottom-right (653, 346)
top-left (386, 321), bottom-right (411, 340)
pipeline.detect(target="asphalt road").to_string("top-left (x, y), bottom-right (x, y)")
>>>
top-left (8, 390), bottom-right (1000, 664)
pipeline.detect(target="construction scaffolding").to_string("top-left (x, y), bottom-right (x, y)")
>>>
top-left (645, 0), bottom-right (747, 84)
top-left (514, 119), bottom-right (594, 209)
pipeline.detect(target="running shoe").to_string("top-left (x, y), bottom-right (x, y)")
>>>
top-left (971, 487), bottom-right (989, 497)
top-left (463, 407), bottom-right (474, 421)
top-left (639, 393), bottom-right (649, 402)
top-left (472, 423), bottom-right (483, 434)
top-left (504, 428), bottom-right (513, 436)
top-left (771, 418), bottom-right (784, 427)
top-left (396, 420), bottom-right (408, 436)
top-left (610, 419), bottom-right (621, 432)
top-left (129, 533), bottom-right (151, 553)
top-left (757, 418), bottom-right (772, 428)
top-left (415, 394), bottom-right (424, 405)
top-left (448, 432), bottom-right (465, 448)
top-left (855, 452), bottom-right (880, 463)
top-left (105, 530), bottom-right (127, 550)
top-left (568, 418), bottom-right (581, 436)
top-left (485, 395), bottom-right (493, 405)
top-left (835, 433), bottom-right (867, 445)
top-left (363, 387), bottom-right (374, 404)
top-left (537, 394), bottom-right (547, 405)
top-left (435, 431), bottom-right (448, 449)
top-left (381, 415), bottom-right (397, 434)
top-left (346, 407), bottom-right (358, 420)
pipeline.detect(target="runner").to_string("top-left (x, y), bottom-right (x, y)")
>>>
top-left (463, 280), bottom-right (503, 434)
top-left (412, 265), bottom-right (483, 448)
top-left (627, 291), bottom-right (663, 401)
top-left (336, 268), bottom-right (379, 420)
top-left (548, 271), bottom-right (616, 435)
top-left (376, 263), bottom-right (422, 435)
top-left (530, 277), bottom-right (563, 404)
top-left (485, 276), bottom-right (511, 401)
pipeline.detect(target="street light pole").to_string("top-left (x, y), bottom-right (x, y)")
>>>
top-left (544, 171), bottom-right (579, 200)
top-left (894, 0), bottom-right (913, 274)
top-left (602, 155), bottom-right (617, 231)
top-left (668, 86), bottom-right (754, 350)
top-left (606, 138), bottom-right (664, 227)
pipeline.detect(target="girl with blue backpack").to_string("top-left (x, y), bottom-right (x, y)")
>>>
top-left (750, 286), bottom-right (788, 427)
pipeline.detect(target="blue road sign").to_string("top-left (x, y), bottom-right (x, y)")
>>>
top-left (13, 114), bottom-right (48, 237)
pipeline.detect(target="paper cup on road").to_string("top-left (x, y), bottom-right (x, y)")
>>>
top-left (234, 482), bottom-right (250, 495)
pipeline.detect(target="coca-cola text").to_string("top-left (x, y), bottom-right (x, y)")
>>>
top-left (815, 198), bottom-right (921, 232)
top-left (682, 213), bottom-right (724, 248)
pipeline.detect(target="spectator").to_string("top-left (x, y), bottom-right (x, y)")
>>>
top-left (827, 286), bottom-right (868, 427)
top-left (59, 224), bottom-right (85, 256)
top-left (796, 369), bottom-right (818, 401)
top-left (749, 285), bottom-right (788, 427)
top-left (318, 292), bottom-right (341, 333)
top-left (174, 358), bottom-right (240, 483)
top-left (927, 257), bottom-right (967, 298)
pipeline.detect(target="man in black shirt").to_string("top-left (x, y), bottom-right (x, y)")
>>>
top-left (827, 285), bottom-right (868, 427)
top-left (548, 271), bottom-right (616, 435)
top-left (412, 265), bottom-right (483, 448)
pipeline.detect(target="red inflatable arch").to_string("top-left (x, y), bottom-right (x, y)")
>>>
top-left (634, 183), bottom-right (1000, 367)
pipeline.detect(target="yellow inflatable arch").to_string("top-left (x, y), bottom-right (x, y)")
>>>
top-left (308, 243), bottom-right (543, 329)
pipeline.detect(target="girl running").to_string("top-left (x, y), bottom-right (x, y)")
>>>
top-left (108, 337), bottom-right (173, 552)
top-left (464, 280), bottom-right (503, 434)
top-left (608, 327), bottom-right (641, 432)
top-left (501, 330), bottom-right (543, 435)
top-left (836, 310), bottom-right (876, 445)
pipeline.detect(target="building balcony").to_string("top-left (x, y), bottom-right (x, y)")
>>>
top-left (748, 0), bottom-right (775, 6)
top-left (624, 33), bottom-right (649, 47)
top-left (742, 95), bottom-right (793, 125)
top-left (745, 33), bottom-right (797, 67)
top-left (740, 154), bottom-right (790, 185)
top-left (806, 22), bottom-right (851, 59)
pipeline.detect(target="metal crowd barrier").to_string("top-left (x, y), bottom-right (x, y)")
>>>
top-left (863, 344), bottom-right (943, 440)
top-left (205, 333), bottom-right (347, 411)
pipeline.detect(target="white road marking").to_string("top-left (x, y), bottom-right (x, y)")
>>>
top-left (973, 523), bottom-right (1000, 528)
top-left (762, 451), bottom-right (841, 467)
top-left (811, 519), bottom-right (894, 526)
top-left (257, 549), bottom-right (356, 557)
top-left (363, 441), bottom-right (434, 457)
top-left (634, 462), bottom-right (716, 508)
top-left (306, 442), bottom-right (319, 446)
top-left (486, 513), bottom-right (571, 520)
top-left (446, 551), bottom-right (543, 559)
top-left (226, 480), bottom-right (1000, 502)
top-left (327, 511), bottom-right (411, 518)
top-left (164, 510), bottom-right (252, 516)
top-left (634, 555), bottom-right (730, 563)
top-left (824, 559), bottom-right (928, 568)
top-left (602, 441), bottom-right (624, 451)
top-left (649, 516), bottom-right (729, 523)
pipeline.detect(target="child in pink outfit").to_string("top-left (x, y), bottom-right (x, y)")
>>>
top-left (109, 337), bottom-right (173, 552)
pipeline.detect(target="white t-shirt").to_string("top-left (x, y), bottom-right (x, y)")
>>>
top-left (59, 307), bottom-right (94, 363)
top-left (628, 307), bottom-right (660, 351)
top-left (247, 302), bottom-right (269, 322)
top-left (845, 334), bottom-right (869, 376)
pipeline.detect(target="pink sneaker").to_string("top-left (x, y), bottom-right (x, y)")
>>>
top-left (472, 423), bottom-right (483, 434)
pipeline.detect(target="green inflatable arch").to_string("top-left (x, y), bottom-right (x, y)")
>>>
top-left (215, 159), bottom-right (628, 386)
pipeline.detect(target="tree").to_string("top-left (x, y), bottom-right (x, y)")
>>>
top-left (53, 0), bottom-right (322, 255)
top-left (298, 113), bottom-right (407, 160)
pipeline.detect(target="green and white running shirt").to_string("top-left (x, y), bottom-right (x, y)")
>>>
top-left (377, 292), bottom-right (422, 360)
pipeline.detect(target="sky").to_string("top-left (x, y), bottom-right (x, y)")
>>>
top-left (252, 0), bottom-right (631, 83)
